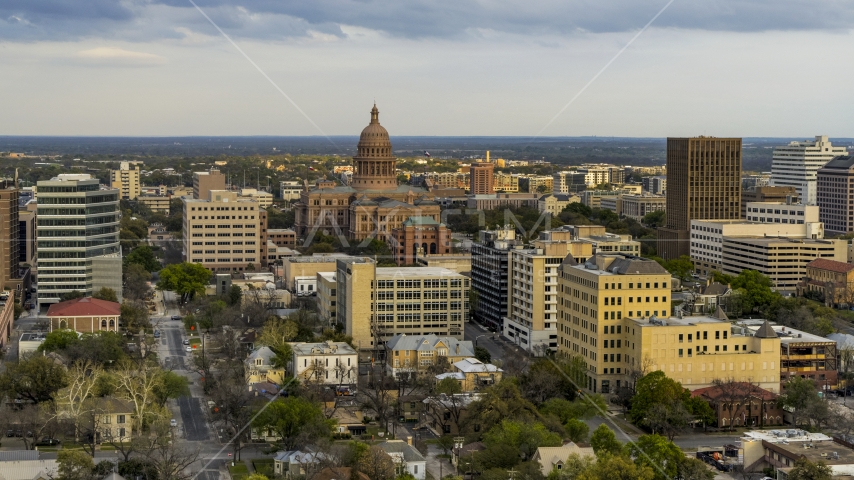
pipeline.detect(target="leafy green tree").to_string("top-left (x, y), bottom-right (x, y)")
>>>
top-left (57, 449), bottom-right (95, 480)
top-left (539, 396), bottom-right (607, 423)
top-left (778, 376), bottom-right (821, 427)
top-left (123, 263), bottom-right (152, 301)
top-left (482, 420), bottom-right (561, 459)
top-left (474, 346), bottom-right (491, 363)
top-left (676, 456), bottom-right (715, 480)
top-left (731, 269), bottom-right (779, 313)
top-left (787, 458), bottom-right (833, 480)
top-left (125, 245), bottom-right (161, 272)
top-left (120, 301), bottom-right (151, 333)
top-left (582, 453), bottom-right (655, 480)
top-left (92, 287), bottom-right (118, 303)
top-left (156, 262), bottom-right (212, 304)
top-left (65, 331), bottom-right (127, 365)
top-left (226, 284), bottom-right (243, 306)
top-left (39, 329), bottom-right (80, 353)
top-left (545, 453), bottom-right (594, 480)
top-left (627, 434), bottom-right (683, 480)
top-left (663, 256), bottom-right (694, 281)
top-left (59, 290), bottom-right (86, 302)
top-left (641, 210), bottom-right (666, 228)
top-left (252, 396), bottom-right (333, 450)
top-left (0, 354), bottom-right (69, 403)
top-left (589, 424), bottom-right (622, 457)
top-left (684, 396), bottom-right (716, 428)
top-left (461, 381), bottom-right (540, 437)
top-left (564, 418), bottom-right (589, 443)
top-left (435, 376), bottom-right (463, 395)
top-left (153, 370), bottom-right (190, 405)
top-left (628, 371), bottom-right (689, 424)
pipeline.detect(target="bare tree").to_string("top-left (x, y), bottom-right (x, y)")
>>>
top-left (115, 360), bottom-right (164, 432)
top-left (56, 360), bottom-right (103, 443)
top-left (360, 372), bottom-right (395, 429)
top-left (210, 376), bottom-right (258, 461)
top-left (140, 420), bottom-right (201, 480)
top-left (711, 378), bottom-right (762, 430)
top-left (358, 445), bottom-right (395, 480)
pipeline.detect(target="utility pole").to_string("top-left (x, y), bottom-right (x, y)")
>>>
top-left (508, 468), bottom-right (517, 480)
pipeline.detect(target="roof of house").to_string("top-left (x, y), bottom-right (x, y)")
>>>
top-left (0, 459), bottom-right (58, 480)
top-left (0, 451), bottom-right (39, 462)
top-left (274, 449), bottom-right (328, 464)
top-left (378, 440), bottom-right (426, 463)
top-left (691, 383), bottom-right (778, 402)
top-left (386, 334), bottom-right (474, 356)
top-left (291, 341), bottom-right (357, 357)
top-left (436, 372), bottom-right (465, 381)
top-left (246, 346), bottom-right (278, 365)
top-left (701, 282), bottom-right (731, 296)
top-left (46, 297), bottom-right (121, 317)
top-left (94, 396), bottom-right (134, 413)
top-left (807, 258), bottom-right (854, 274)
top-left (532, 444), bottom-right (595, 474)
top-left (453, 358), bottom-right (502, 374)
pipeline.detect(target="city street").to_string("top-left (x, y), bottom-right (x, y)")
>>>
top-left (464, 320), bottom-right (530, 364)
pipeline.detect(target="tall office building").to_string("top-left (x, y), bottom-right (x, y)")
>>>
top-left (110, 162), bottom-right (141, 200)
top-left (193, 168), bottom-right (226, 200)
top-left (36, 175), bottom-right (121, 307)
top-left (470, 162), bottom-right (495, 194)
top-left (657, 137), bottom-right (742, 260)
top-left (770, 135), bottom-right (848, 205)
top-left (740, 186), bottom-right (798, 219)
top-left (553, 171), bottom-right (588, 194)
top-left (0, 179), bottom-right (20, 292)
top-left (182, 190), bottom-right (266, 272)
top-left (817, 155), bottom-right (854, 234)
top-left (470, 227), bottom-right (518, 331)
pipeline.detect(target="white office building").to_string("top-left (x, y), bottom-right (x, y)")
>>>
top-left (770, 135), bottom-right (848, 205)
top-left (744, 201), bottom-right (819, 225)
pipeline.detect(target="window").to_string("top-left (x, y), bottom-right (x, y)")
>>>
top-left (117, 415), bottom-right (126, 424)
top-left (678, 349), bottom-right (683, 357)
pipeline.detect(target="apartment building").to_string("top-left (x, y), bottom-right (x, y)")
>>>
top-left (770, 135), bottom-right (848, 205)
top-left (741, 186), bottom-right (798, 219)
top-left (658, 137), bottom-right (743, 260)
top-left (721, 237), bottom-right (846, 292)
top-left (291, 341), bottom-right (358, 385)
top-left (36, 174), bottom-right (121, 307)
top-left (743, 201), bottom-right (817, 224)
top-left (494, 173), bottom-right (519, 193)
top-left (193, 168), bottom-right (226, 199)
top-left (553, 171), bottom-right (587, 194)
top-left (619, 194), bottom-right (666, 221)
top-left (642, 176), bottom-right (666, 195)
top-left (553, 225), bottom-right (641, 257)
top-left (239, 188), bottom-right (274, 207)
top-left (519, 175), bottom-right (554, 194)
top-left (335, 258), bottom-right (469, 350)
top-left (280, 181), bottom-right (303, 201)
top-left (799, 258), bottom-right (854, 307)
top-left (137, 195), bottom-right (171, 214)
top-left (110, 162), bottom-right (141, 200)
top-left (577, 165), bottom-right (622, 187)
top-left (385, 333), bottom-right (474, 376)
top-left (557, 253), bottom-right (782, 394)
top-left (469, 162), bottom-right (494, 194)
top-left (817, 155), bottom-right (854, 234)
top-left (267, 229), bottom-right (296, 249)
top-left (599, 196), bottom-right (622, 216)
top-left (690, 219), bottom-right (825, 276)
top-left (470, 227), bottom-right (519, 331)
top-left (182, 190), bottom-right (265, 273)
top-left (317, 272), bottom-right (337, 324)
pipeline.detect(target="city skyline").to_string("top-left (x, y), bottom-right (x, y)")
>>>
top-left (1, 1), bottom-right (854, 137)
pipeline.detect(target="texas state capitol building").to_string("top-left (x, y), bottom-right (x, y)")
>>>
top-left (294, 105), bottom-right (441, 242)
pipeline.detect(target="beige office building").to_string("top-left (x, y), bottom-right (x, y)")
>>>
top-left (557, 253), bottom-right (782, 394)
top-left (334, 258), bottom-right (469, 351)
top-left (193, 168), bottom-right (226, 200)
top-left (111, 162), bottom-right (142, 200)
top-left (494, 173), bottom-right (519, 193)
top-left (317, 271), bottom-right (337, 325)
top-left (620, 194), bottom-right (666, 221)
top-left (138, 195), bottom-right (171, 214)
top-left (658, 137), bottom-right (742, 260)
top-left (182, 190), bottom-right (265, 272)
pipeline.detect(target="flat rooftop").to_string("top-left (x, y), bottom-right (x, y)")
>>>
top-left (742, 323), bottom-right (832, 344)
top-left (288, 254), bottom-right (352, 263)
top-left (376, 267), bottom-right (463, 278)
top-left (20, 333), bottom-right (46, 342)
top-left (627, 314), bottom-right (733, 328)
top-left (742, 429), bottom-right (832, 444)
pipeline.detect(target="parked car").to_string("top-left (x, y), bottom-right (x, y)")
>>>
top-left (153, 330), bottom-right (161, 338)
top-left (35, 438), bottom-right (60, 446)
top-left (170, 419), bottom-right (177, 427)
top-left (182, 339), bottom-right (189, 346)
top-left (185, 346), bottom-right (193, 352)
top-left (171, 315), bottom-right (182, 321)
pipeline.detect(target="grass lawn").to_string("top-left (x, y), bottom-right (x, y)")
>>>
top-left (189, 337), bottom-right (201, 346)
top-left (252, 459), bottom-right (274, 476)
top-left (228, 462), bottom-right (250, 480)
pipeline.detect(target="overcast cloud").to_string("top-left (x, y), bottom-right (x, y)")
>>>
top-left (0, 1), bottom-right (853, 137)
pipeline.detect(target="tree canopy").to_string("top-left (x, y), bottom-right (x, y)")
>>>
top-left (156, 262), bottom-right (211, 303)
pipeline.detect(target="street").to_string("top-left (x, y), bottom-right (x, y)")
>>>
top-left (463, 320), bottom-right (529, 364)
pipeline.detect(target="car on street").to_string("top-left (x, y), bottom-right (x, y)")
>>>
top-left (153, 330), bottom-right (161, 338)
top-left (185, 346), bottom-right (193, 352)
top-left (170, 419), bottom-right (177, 427)
top-left (182, 339), bottom-right (189, 345)
top-left (171, 315), bottom-right (182, 321)
top-left (35, 438), bottom-right (60, 446)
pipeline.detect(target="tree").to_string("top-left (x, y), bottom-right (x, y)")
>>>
top-left (482, 420), bottom-right (561, 459)
top-left (125, 245), bottom-right (161, 272)
top-left (564, 418), bottom-right (589, 443)
top-left (121, 301), bottom-right (151, 334)
top-left (461, 381), bottom-right (540, 437)
top-left (57, 450), bottom-right (95, 480)
top-left (56, 360), bottom-right (103, 443)
top-left (474, 346), bottom-right (491, 363)
top-left (59, 290), bottom-right (86, 302)
top-left (787, 458), bottom-right (833, 480)
top-left (627, 434), bottom-right (683, 480)
top-left (358, 445), bottom-right (395, 480)
top-left (676, 457), bottom-right (716, 480)
top-left (539, 397), bottom-right (607, 424)
top-left (138, 420), bottom-right (200, 480)
top-left (662, 256), bottom-right (694, 282)
top-left (39, 329), bottom-right (80, 353)
top-left (778, 376), bottom-right (821, 427)
top-left (257, 317), bottom-right (299, 353)
top-left (152, 370), bottom-right (190, 406)
top-left (590, 424), bottom-right (622, 457)
top-left (435, 376), bottom-right (463, 395)
top-left (628, 371), bottom-right (688, 425)
top-left (92, 287), bottom-right (118, 303)
top-left (114, 360), bottom-right (165, 432)
top-left (579, 453), bottom-right (655, 480)
top-left (210, 376), bottom-right (259, 461)
top-left (642, 402), bottom-right (692, 440)
top-left (641, 210), bottom-right (666, 229)
top-left (519, 359), bottom-right (576, 405)
top-left (227, 284), bottom-right (243, 306)
top-left (252, 396), bottom-right (333, 450)
top-left (123, 263), bottom-right (152, 301)
top-left (730, 269), bottom-right (779, 313)
top-left (156, 262), bottom-right (211, 304)
top-left (545, 453), bottom-right (594, 480)
top-left (684, 395), bottom-right (716, 429)
top-left (0, 353), bottom-right (69, 404)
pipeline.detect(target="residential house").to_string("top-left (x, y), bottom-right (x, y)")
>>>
top-left (448, 358), bottom-right (503, 392)
top-left (386, 334), bottom-right (474, 377)
top-left (799, 258), bottom-right (854, 307)
top-left (273, 449), bottom-right (329, 477)
top-left (291, 341), bottom-right (358, 387)
top-left (378, 439), bottom-right (427, 480)
top-left (691, 383), bottom-right (784, 428)
top-left (47, 297), bottom-right (121, 333)
top-left (95, 397), bottom-right (135, 442)
top-left (398, 394), bottom-right (426, 423)
top-left (531, 444), bottom-right (595, 476)
top-left (682, 282), bottom-right (732, 315)
top-left (422, 393), bottom-right (480, 435)
top-left (245, 347), bottom-right (287, 385)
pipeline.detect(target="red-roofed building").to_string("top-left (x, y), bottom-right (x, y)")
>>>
top-left (47, 297), bottom-right (121, 333)
top-left (692, 383), bottom-right (783, 428)
top-left (800, 258), bottom-right (854, 308)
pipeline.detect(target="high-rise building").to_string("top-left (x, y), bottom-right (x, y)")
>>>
top-left (817, 155), bottom-right (854, 234)
top-left (110, 162), bottom-right (141, 200)
top-left (642, 176), bottom-right (666, 195)
top-left (470, 162), bottom-right (495, 194)
top-left (36, 174), bottom-right (121, 307)
top-left (193, 168), bottom-right (226, 200)
top-left (333, 257), bottom-right (468, 350)
top-left (470, 227), bottom-right (519, 331)
top-left (657, 137), bottom-right (742, 260)
top-left (182, 190), bottom-right (266, 273)
top-left (740, 186), bottom-right (798, 219)
top-left (0, 179), bottom-right (20, 292)
top-left (553, 171), bottom-right (587, 194)
top-left (770, 135), bottom-right (848, 205)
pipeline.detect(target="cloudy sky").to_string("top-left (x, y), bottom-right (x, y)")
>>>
top-left (1, 1), bottom-right (853, 137)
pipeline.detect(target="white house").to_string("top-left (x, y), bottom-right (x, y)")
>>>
top-left (273, 449), bottom-right (329, 477)
top-left (291, 341), bottom-right (358, 387)
top-left (378, 440), bottom-right (426, 480)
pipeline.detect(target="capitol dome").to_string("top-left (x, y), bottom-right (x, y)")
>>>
top-left (357, 104), bottom-right (392, 158)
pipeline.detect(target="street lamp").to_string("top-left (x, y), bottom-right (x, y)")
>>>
top-left (474, 334), bottom-right (489, 348)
